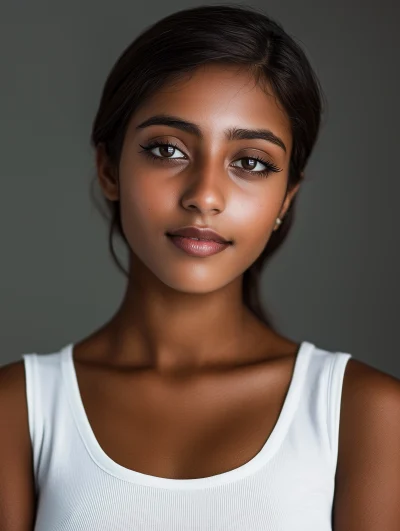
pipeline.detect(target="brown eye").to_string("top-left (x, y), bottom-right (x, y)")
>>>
top-left (158, 145), bottom-right (175, 157)
top-left (139, 142), bottom-right (187, 160)
top-left (240, 158), bottom-right (258, 171)
top-left (231, 156), bottom-right (282, 177)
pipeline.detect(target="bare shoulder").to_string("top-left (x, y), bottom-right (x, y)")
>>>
top-left (340, 357), bottom-right (400, 431)
top-left (0, 359), bottom-right (37, 529)
top-left (339, 356), bottom-right (400, 451)
top-left (0, 358), bottom-right (27, 389)
top-left (344, 355), bottom-right (400, 385)
top-left (333, 356), bottom-right (400, 530)
top-left (0, 359), bottom-right (31, 415)
top-left (0, 359), bottom-right (30, 425)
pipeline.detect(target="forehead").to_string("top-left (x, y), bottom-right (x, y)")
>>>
top-left (128, 63), bottom-right (292, 153)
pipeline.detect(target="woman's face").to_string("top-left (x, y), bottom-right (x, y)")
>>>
top-left (97, 64), bottom-right (299, 293)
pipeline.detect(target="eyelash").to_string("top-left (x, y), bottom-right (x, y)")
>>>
top-left (138, 141), bottom-right (282, 177)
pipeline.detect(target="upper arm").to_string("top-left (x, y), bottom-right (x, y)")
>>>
top-left (0, 361), bottom-right (37, 530)
top-left (333, 357), bottom-right (400, 530)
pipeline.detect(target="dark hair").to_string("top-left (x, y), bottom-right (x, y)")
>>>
top-left (90, 3), bottom-right (326, 331)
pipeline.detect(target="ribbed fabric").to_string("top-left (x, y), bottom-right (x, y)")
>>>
top-left (22, 340), bottom-right (351, 531)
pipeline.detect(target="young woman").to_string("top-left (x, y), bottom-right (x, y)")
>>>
top-left (1, 4), bottom-right (399, 530)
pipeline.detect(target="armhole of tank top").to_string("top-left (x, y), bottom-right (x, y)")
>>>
top-left (326, 351), bottom-right (352, 475)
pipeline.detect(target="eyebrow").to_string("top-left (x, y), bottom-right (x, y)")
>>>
top-left (136, 114), bottom-right (287, 153)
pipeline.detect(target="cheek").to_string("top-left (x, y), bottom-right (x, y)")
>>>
top-left (230, 185), bottom-right (284, 244)
top-left (119, 171), bottom-right (168, 230)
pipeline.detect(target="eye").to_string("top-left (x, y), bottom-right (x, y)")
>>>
top-left (139, 141), bottom-right (187, 160)
top-left (231, 156), bottom-right (282, 178)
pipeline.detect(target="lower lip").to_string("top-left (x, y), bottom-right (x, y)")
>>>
top-left (167, 235), bottom-right (231, 256)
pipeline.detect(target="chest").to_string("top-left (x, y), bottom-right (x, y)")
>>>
top-left (73, 358), bottom-right (296, 480)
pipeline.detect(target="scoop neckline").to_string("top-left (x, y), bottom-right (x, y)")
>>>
top-left (61, 340), bottom-right (315, 490)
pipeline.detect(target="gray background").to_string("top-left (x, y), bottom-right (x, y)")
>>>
top-left (1, 1), bottom-right (399, 376)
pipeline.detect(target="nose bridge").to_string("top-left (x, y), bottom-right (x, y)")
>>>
top-left (181, 152), bottom-right (226, 212)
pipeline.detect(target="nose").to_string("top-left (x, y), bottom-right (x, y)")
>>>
top-left (180, 159), bottom-right (226, 214)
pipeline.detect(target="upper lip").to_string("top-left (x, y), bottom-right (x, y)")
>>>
top-left (167, 225), bottom-right (231, 243)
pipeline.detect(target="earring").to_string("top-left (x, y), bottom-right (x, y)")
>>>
top-left (274, 217), bottom-right (283, 232)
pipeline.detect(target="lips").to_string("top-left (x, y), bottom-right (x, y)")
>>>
top-left (166, 226), bottom-right (231, 243)
top-left (166, 234), bottom-right (231, 257)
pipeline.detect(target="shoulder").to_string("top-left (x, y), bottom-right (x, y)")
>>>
top-left (0, 358), bottom-right (28, 408)
top-left (339, 357), bottom-right (400, 454)
top-left (0, 360), bottom-right (37, 528)
top-left (0, 359), bottom-right (32, 454)
top-left (333, 356), bottom-right (400, 530)
top-left (340, 356), bottom-right (400, 424)
top-left (0, 359), bottom-right (32, 449)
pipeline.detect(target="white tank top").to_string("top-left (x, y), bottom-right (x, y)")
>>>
top-left (22, 340), bottom-right (351, 531)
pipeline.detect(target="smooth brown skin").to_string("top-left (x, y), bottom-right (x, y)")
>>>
top-left (1, 64), bottom-right (400, 530)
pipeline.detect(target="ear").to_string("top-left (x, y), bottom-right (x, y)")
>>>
top-left (96, 143), bottom-right (119, 202)
top-left (278, 177), bottom-right (303, 219)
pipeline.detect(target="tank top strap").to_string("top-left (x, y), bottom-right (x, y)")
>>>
top-left (22, 348), bottom-right (65, 492)
top-left (22, 352), bottom-right (44, 492)
top-left (326, 349), bottom-right (352, 472)
top-left (285, 343), bottom-right (352, 478)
